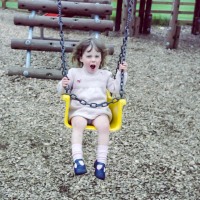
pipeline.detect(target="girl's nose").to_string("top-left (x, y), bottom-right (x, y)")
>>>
top-left (91, 57), bottom-right (96, 61)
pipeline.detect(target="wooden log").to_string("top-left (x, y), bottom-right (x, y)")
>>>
top-left (115, 0), bottom-right (123, 31)
top-left (192, 0), bottom-right (200, 35)
top-left (120, 0), bottom-right (128, 36)
top-left (18, 0), bottom-right (112, 16)
top-left (58, 0), bottom-right (111, 3)
top-left (11, 39), bottom-right (115, 55)
top-left (173, 25), bottom-right (181, 49)
top-left (2, 0), bottom-right (7, 9)
top-left (14, 15), bottom-right (114, 32)
top-left (120, 0), bottom-right (137, 37)
top-left (143, 0), bottom-right (152, 34)
top-left (132, 0), bottom-right (138, 36)
top-left (143, 13), bottom-right (152, 34)
top-left (7, 67), bottom-right (63, 80)
top-left (139, 0), bottom-right (146, 33)
top-left (134, 16), bottom-right (140, 37)
top-left (193, 17), bottom-right (200, 34)
top-left (165, 0), bottom-right (180, 49)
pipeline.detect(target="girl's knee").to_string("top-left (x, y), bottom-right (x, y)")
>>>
top-left (71, 116), bottom-right (87, 130)
top-left (93, 115), bottom-right (110, 132)
top-left (100, 121), bottom-right (110, 131)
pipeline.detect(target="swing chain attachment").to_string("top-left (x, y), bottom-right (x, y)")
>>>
top-left (115, 0), bottom-right (134, 98)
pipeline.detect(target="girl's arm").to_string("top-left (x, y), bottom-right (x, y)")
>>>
top-left (57, 69), bottom-right (74, 95)
top-left (107, 62), bottom-right (128, 94)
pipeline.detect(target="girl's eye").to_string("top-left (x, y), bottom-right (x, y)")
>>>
top-left (86, 55), bottom-right (92, 58)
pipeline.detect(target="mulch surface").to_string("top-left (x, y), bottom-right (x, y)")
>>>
top-left (0, 9), bottom-right (200, 200)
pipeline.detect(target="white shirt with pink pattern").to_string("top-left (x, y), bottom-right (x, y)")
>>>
top-left (57, 67), bottom-right (127, 121)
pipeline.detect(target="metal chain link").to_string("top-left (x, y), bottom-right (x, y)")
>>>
top-left (57, 0), bottom-right (134, 107)
top-left (70, 94), bottom-right (120, 108)
top-left (57, 0), bottom-right (68, 78)
top-left (115, 0), bottom-right (134, 98)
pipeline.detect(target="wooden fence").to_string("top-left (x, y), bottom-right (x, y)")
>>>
top-left (116, 0), bottom-right (199, 49)
top-left (142, 0), bottom-right (195, 25)
top-left (115, 0), bottom-right (195, 31)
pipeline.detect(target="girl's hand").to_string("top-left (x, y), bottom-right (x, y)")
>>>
top-left (62, 77), bottom-right (70, 88)
top-left (119, 61), bottom-right (128, 72)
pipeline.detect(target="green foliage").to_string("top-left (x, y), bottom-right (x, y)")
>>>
top-left (152, 15), bottom-right (170, 26)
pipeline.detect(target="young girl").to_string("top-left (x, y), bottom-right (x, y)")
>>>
top-left (57, 38), bottom-right (128, 180)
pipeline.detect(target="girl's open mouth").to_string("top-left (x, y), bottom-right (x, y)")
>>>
top-left (90, 65), bottom-right (96, 69)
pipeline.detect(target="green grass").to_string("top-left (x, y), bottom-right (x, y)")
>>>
top-left (152, 15), bottom-right (170, 26)
top-left (0, 1), bottom-right (18, 9)
top-left (111, 0), bottom-right (195, 23)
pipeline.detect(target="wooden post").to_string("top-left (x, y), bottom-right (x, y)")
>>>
top-left (120, 0), bottom-right (129, 35)
top-left (192, 0), bottom-right (200, 35)
top-left (143, 0), bottom-right (152, 34)
top-left (139, 0), bottom-right (146, 33)
top-left (134, 16), bottom-right (140, 37)
top-left (173, 25), bottom-right (181, 49)
top-left (132, 0), bottom-right (138, 36)
top-left (165, 0), bottom-right (180, 49)
top-left (2, 0), bottom-right (7, 9)
top-left (120, 0), bottom-right (137, 37)
top-left (115, 0), bottom-right (123, 31)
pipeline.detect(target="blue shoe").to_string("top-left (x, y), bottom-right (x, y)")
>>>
top-left (74, 159), bottom-right (87, 175)
top-left (94, 160), bottom-right (106, 180)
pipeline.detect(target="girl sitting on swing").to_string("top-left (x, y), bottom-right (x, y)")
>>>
top-left (57, 37), bottom-right (128, 180)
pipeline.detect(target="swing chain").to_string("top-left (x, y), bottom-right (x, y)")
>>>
top-left (57, 0), bottom-right (133, 107)
top-left (115, 0), bottom-right (134, 98)
top-left (70, 94), bottom-right (120, 108)
top-left (57, 0), bottom-right (68, 78)
top-left (57, 0), bottom-right (120, 108)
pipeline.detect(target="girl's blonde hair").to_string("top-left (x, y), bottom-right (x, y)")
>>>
top-left (72, 38), bottom-right (108, 68)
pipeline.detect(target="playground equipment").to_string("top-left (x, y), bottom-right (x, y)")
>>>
top-left (192, 0), bottom-right (200, 35)
top-left (8, 0), bottom-right (134, 131)
top-left (5, 0), bottom-right (200, 52)
top-left (62, 91), bottom-right (127, 131)
top-left (8, 0), bottom-right (115, 79)
top-left (115, 0), bottom-right (198, 49)
top-left (59, 0), bottom-right (134, 131)
top-left (165, 0), bottom-right (181, 49)
top-left (115, 0), bottom-right (152, 36)
top-left (138, 0), bottom-right (152, 34)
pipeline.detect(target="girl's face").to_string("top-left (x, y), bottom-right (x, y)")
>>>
top-left (80, 45), bottom-right (102, 73)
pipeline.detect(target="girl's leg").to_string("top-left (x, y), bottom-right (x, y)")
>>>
top-left (93, 115), bottom-right (110, 164)
top-left (71, 116), bottom-right (87, 161)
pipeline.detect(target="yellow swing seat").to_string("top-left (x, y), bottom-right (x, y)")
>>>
top-left (61, 92), bottom-right (126, 132)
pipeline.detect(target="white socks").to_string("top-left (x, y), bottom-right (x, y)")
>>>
top-left (72, 144), bottom-right (108, 164)
top-left (96, 145), bottom-right (108, 164)
top-left (72, 144), bottom-right (83, 161)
